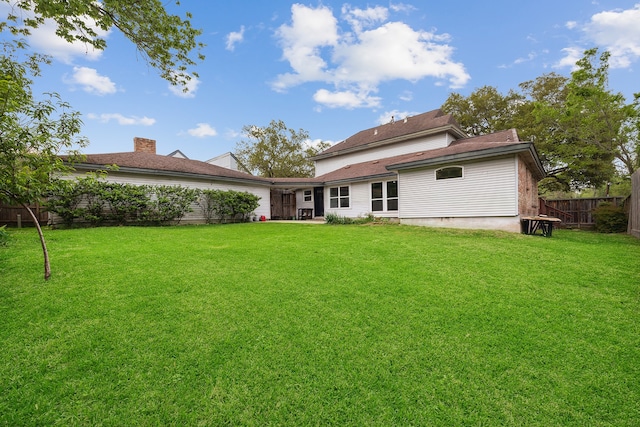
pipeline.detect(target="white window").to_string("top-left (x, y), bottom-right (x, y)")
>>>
top-left (303, 189), bottom-right (312, 202)
top-left (435, 166), bottom-right (463, 180)
top-left (371, 180), bottom-right (398, 212)
top-left (329, 186), bottom-right (350, 208)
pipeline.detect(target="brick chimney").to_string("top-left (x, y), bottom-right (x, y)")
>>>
top-left (134, 137), bottom-right (156, 154)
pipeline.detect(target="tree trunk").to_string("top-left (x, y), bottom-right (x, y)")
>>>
top-left (21, 202), bottom-right (51, 280)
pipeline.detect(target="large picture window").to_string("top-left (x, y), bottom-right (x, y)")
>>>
top-left (329, 186), bottom-right (350, 208)
top-left (371, 180), bottom-right (398, 212)
top-left (436, 166), bottom-right (463, 180)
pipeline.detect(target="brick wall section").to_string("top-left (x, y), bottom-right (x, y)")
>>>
top-left (134, 137), bottom-right (156, 154)
top-left (518, 155), bottom-right (539, 217)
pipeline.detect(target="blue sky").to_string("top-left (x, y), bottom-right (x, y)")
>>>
top-left (4, 1), bottom-right (640, 161)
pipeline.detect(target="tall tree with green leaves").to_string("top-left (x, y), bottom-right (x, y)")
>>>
top-left (1, 1), bottom-right (204, 279)
top-left (235, 120), bottom-right (330, 178)
top-left (442, 49), bottom-right (638, 192)
top-left (441, 86), bottom-right (522, 137)
top-left (532, 49), bottom-right (636, 190)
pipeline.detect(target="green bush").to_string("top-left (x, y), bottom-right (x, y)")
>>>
top-left (0, 225), bottom-right (9, 246)
top-left (198, 189), bottom-right (260, 224)
top-left (48, 177), bottom-right (203, 227)
top-left (325, 213), bottom-right (377, 225)
top-left (592, 202), bottom-right (628, 233)
top-left (140, 185), bottom-right (199, 225)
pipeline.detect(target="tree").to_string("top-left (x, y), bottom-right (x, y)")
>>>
top-left (1, 1), bottom-right (204, 279)
top-left (235, 120), bottom-right (330, 178)
top-left (441, 85), bottom-right (522, 137)
top-left (0, 42), bottom-right (87, 280)
top-left (441, 49), bottom-right (639, 192)
top-left (532, 49), bottom-right (636, 190)
top-left (2, 0), bottom-right (205, 87)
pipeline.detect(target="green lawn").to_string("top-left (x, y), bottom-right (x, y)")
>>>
top-left (1, 223), bottom-right (639, 426)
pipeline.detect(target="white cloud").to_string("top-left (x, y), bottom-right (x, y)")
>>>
top-left (554, 46), bottom-right (586, 70)
top-left (273, 4), bottom-right (469, 109)
top-left (304, 138), bottom-right (334, 150)
top-left (514, 52), bottom-right (537, 65)
top-left (187, 123), bottom-right (217, 138)
top-left (559, 5), bottom-right (640, 69)
top-left (583, 4), bottom-right (640, 68)
top-left (272, 4), bottom-right (339, 91)
top-left (341, 5), bottom-right (388, 33)
top-left (168, 74), bottom-right (200, 98)
top-left (225, 129), bottom-right (242, 139)
top-left (313, 88), bottom-right (381, 109)
top-left (87, 113), bottom-right (156, 126)
top-left (399, 91), bottom-right (413, 101)
top-left (66, 67), bottom-right (117, 95)
top-left (226, 26), bottom-right (245, 51)
top-left (389, 3), bottom-right (418, 14)
top-left (28, 18), bottom-right (110, 63)
top-left (377, 110), bottom-right (420, 125)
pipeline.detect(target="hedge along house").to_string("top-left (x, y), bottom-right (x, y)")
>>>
top-left (289, 109), bottom-right (545, 232)
top-left (55, 137), bottom-right (274, 225)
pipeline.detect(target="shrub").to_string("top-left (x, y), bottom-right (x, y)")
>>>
top-left (325, 213), bottom-right (377, 225)
top-left (48, 177), bottom-right (205, 227)
top-left (198, 189), bottom-right (260, 223)
top-left (45, 179), bottom-right (85, 226)
top-left (0, 225), bottom-right (9, 246)
top-left (141, 185), bottom-right (199, 225)
top-left (592, 202), bottom-right (628, 233)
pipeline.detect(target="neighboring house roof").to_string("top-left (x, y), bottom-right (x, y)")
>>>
top-left (66, 152), bottom-right (271, 186)
top-left (205, 152), bottom-right (252, 174)
top-left (315, 129), bottom-right (545, 185)
top-left (167, 149), bottom-right (189, 159)
top-left (314, 109), bottom-right (466, 160)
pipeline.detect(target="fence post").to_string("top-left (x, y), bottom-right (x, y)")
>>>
top-left (16, 213), bottom-right (22, 228)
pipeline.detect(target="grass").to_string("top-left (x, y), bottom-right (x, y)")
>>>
top-left (1, 223), bottom-right (639, 426)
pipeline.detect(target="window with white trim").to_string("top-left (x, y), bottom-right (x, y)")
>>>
top-left (435, 166), bottom-right (463, 180)
top-left (303, 189), bottom-right (312, 202)
top-left (329, 186), bottom-right (350, 208)
top-left (371, 180), bottom-right (398, 212)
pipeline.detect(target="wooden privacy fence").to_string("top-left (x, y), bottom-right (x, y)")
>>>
top-left (540, 196), bottom-right (627, 229)
top-left (630, 171), bottom-right (640, 238)
top-left (0, 204), bottom-right (48, 227)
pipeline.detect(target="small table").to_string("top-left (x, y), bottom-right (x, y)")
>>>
top-left (521, 216), bottom-right (562, 237)
top-left (297, 208), bottom-right (313, 220)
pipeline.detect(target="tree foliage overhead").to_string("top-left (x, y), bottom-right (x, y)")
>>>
top-left (442, 48), bottom-right (639, 192)
top-left (235, 120), bottom-right (330, 178)
top-left (2, 0), bottom-right (205, 88)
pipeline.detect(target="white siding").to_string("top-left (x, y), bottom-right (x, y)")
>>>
top-left (295, 188), bottom-right (315, 216)
top-left (323, 182), bottom-right (371, 218)
top-left (398, 156), bottom-right (518, 218)
top-left (206, 152), bottom-right (239, 171)
top-left (315, 133), bottom-right (450, 176)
